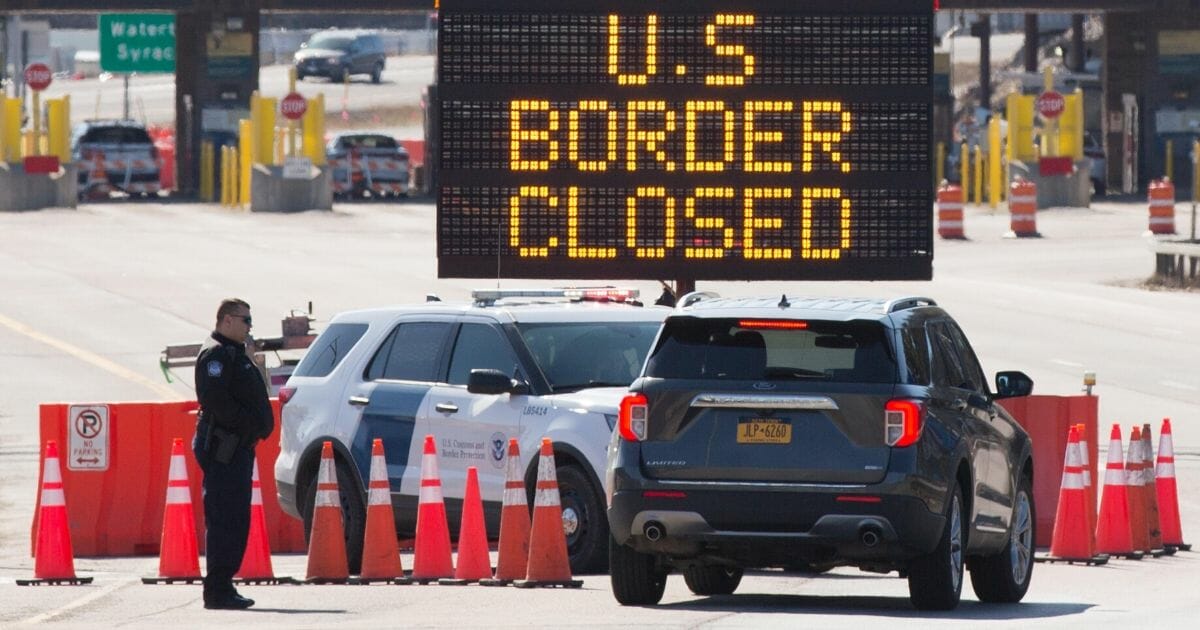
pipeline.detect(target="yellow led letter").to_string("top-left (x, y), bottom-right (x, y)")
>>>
top-left (509, 186), bottom-right (560, 257)
top-left (608, 14), bottom-right (657, 86)
top-left (800, 187), bottom-right (852, 260)
top-left (569, 100), bottom-right (616, 171)
top-left (704, 14), bottom-right (756, 86)
top-left (743, 101), bottom-right (793, 173)
top-left (626, 101), bottom-right (676, 171)
top-left (567, 187), bottom-right (617, 258)
top-left (743, 188), bottom-right (792, 259)
top-left (684, 187), bottom-right (735, 258)
top-left (510, 100), bottom-right (558, 171)
top-left (626, 187), bottom-right (675, 258)
top-left (685, 101), bottom-right (734, 172)
top-left (802, 101), bottom-right (852, 173)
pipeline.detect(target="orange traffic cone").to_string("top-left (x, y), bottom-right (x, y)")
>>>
top-left (1094, 425), bottom-right (1142, 559)
top-left (306, 441), bottom-right (350, 583)
top-left (514, 438), bottom-right (582, 588)
top-left (1141, 423), bottom-right (1169, 555)
top-left (143, 437), bottom-right (202, 584)
top-left (1156, 418), bottom-right (1191, 551)
top-left (17, 441), bottom-right (93, 585)
top-left (1075, 423), bottom-right (1098, 558)
top-left (440, 466), bottom-right (492, 585)
top-left (411, 435), bottom-right (453, 583)
top-left (235, 457), bottom-right (298, 584)
top-left (356, 438), bottom-right (408, 584)
top-left (481, 438), bottom-right (531, 586)
top-left (1126, 426), bottom-right (1151, 555)
top-left (1046, 427), bottom-right (1096, 563)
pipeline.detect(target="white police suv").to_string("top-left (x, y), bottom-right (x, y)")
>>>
top-left (275, 288), bottom-right (667, 573)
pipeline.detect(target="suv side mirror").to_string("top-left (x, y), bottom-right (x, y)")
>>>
top-left (467, 369), bottom-right (526, 395)
top-left (994, 370), bottom-right (1034, 399)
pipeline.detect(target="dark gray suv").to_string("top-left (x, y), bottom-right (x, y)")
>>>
top-left (607, 295), bottom-right (1035, 610)
top-left (295, 30), bottom-right (386, 83)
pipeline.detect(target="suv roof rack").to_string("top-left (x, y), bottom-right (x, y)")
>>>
top-left (677, 291), bottom-right (720, 308)
top-left (884, 296), bottom-right (938, 313)
top-left (471, 287), bottom-right (640, 307)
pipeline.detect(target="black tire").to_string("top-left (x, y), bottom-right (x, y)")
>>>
top-left (683, 565), bottom-right (743, 595)
top-left (297, 72), bottom-right (307, 81)
top-left (970, 473), bottom-right (1035, 603)
top-left (610, 535), bottom-right (667, 605)
top-left (908, 482), bottom-right (965, 611)
top-left (371, 62), bottom-right (383, 84)
top-left (300, 456), bottom-right (366, 574)
top-left (554, 464), bottom-right (609, 574)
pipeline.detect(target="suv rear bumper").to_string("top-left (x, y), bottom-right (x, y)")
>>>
top-left (608, 475), bottom-right (945, 568)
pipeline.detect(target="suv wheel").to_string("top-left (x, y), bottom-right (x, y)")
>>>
top-left (970, 473), bottom-right (1034, 602)
top-left (683, 565), bottom-right (743, 595)
top-left (610, 535), bottom-right (667, 605)
top-left (301, 455), bottom-right (366, 574)
top-left (554, 464), bottom-right (608, 574)
top-left (908, 482), bottom-right (964, 611)
top-left (371, 62), bottom-right (383, 84)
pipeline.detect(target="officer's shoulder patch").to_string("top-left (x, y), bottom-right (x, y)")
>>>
top-left (206, 360), bottom-right (224, 377)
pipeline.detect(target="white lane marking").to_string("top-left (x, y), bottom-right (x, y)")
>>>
top-left (18, 576), bottom-right (139, 624)
top-left (1160, 380), bottom-right (1198, 392)
top-left (0, 312), bottom-right (177, 400)
top-left (1050, 359), bottom-right (1084, 368)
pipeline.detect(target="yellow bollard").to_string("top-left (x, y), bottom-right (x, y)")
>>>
top-left (219, 146), bottom-right (229, 206)
top-left (229, 146), bottom-right (239, 208)
top-left (935, 142), bottom-right (945, 187)
top-left (239, 118), bottom-right (253, 207)
top-left (255, 96), bottom-right (277, 166)
top-left (973, 145), bottom-right (984, 206)
top-left (275, 127), bottom-right (286, 165)
top-left (47, 97), bottom-right (71, 164)
top-left (1165, 139), bottom-right (1174, 182)
top-left (303, 93), bottom-right (326, 166)
top-left (2, 98), bottom-right (22, 162)
top-left (988, 116), bottom-right (1002, 209)
top-left (960, 141), bottom-right (969, 191)
top-left (200, 141), bottom-right (213, 202)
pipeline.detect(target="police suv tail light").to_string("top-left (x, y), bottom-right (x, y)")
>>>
top-left (618, 393), bottom-right (648, 442)
top-left (885, 399), bottom-right (924, 447)
top-left (279, 386), bottom-right (296, 408)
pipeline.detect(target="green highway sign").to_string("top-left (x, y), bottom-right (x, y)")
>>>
top-left (99, 13), bottom-right (176, 73)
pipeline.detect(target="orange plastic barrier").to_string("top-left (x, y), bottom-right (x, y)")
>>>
top-left (398, 139), bottom-right (425, 166)
top-left (32, 400), bottom-right (305, 557)
top-left (1007, 179), bottom-right (1040, 238)
top-left (1147, 178), bottom-right (1176, 235)
top-left (936, 183), bottom-right (966, 239)
top-left (999, 394), bottom-right (1098, 548)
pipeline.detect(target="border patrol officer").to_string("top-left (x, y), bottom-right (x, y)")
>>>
top-left (193, 298), bottom-right (274, 610)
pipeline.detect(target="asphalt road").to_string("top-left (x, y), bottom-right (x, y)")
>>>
top-left (40, 55), bottom-right (435, 126)
top-left (0, 197), bottom-right (1198, 627)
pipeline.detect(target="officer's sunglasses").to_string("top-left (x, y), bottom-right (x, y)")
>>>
top-left (231, 314), bottom-right (252, 325)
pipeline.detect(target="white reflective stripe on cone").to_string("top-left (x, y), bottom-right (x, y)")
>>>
top-left (534, 485), bottom-right (561, 507)
top-left (419, 480), bottom-right (443, 503)
top-left (1149, 217), bottom-right (1176, 225)
top-left (318, 458), bottom-right (336, 484)
top-left (43, 456), bottom-right (63, 484)
top-left (252, 486), bottom-right (263, 505)
top-left (420, 453), bottom-right (440, 482)
top-left (315, 486), bottom-right (340, 507)
top-left (1009, 195), bottom-right (1037, 204)
top-left (939, 220), bottom-right (964, 229)
top-left (503, 481), bottom-right (526, 506)
top-left (369, 487), bottom-right (390, 505)
top-left (167, 485), bottom-right (192, 504)
top-left (938, 202), bottom-right (963, 210)
top-left (370, 454), bottom-right (387, 482)
top-left (41, 484), bottom-right (67, 507)
top-left (1148, 200), bottom-right (1175, 208)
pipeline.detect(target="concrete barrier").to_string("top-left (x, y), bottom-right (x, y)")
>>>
top-left (250, 164), bottom-right (332, 212)
top-left (0, 164), bottom-right (78, 210)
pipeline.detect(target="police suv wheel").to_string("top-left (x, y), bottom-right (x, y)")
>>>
top-left (536, 464), bottom-right (608, 574)
top-left (301, 455), bottom-right (366, 574)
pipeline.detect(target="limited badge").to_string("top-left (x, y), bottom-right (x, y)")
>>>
top-left (206, 361), bottom-right (223, 377)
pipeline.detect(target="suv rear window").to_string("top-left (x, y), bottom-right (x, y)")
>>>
top-left (293, 322), bottom-right (368, 378)
top-left (338, 135), bottom-right (397, 149)
top-left (645, 317), bottom-right (896, 383)
top-left (80, 127), bottom-right (152, 144)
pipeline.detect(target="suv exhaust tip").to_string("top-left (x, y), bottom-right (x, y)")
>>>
top-left (859, 522), bottom-right (883, 547)
top-left (643, 521), bottom-right (666, 542)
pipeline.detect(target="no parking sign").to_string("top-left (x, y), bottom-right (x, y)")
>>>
top-left (68, 404), bottom-right (110, 471)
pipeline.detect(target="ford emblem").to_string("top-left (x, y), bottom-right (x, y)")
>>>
top-left (752, 381), bottom-right (776, 390)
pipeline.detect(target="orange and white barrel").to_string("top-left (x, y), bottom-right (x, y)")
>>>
top-left (1147, 178), bottom-right (1176, 235)
top-left (1007, 179), bottom-right (1039, 238)
top-left (937, 183), bottom-right (966, 239)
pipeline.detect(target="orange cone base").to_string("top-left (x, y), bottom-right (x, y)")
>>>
top-left (349, 575), bottom-right (413, 585)
top-left (16, 576), bottom-right (94, 586)
top-left (233, 575), bottom-right (303, 585)
top-left (512, 577), bottom-right (584, 588)
top-left (1167, 543), bottom-right (1193, 552)
top-left (140, 575), bottom-right (204, 585)
top-left (1033, 551), bottom-right (1110, 566)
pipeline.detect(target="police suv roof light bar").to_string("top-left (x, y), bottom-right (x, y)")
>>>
top-left (472, 287), bottom-right (640, 306)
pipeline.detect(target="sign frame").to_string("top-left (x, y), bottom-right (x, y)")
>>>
top-left (67, 404), bottom-right (110, 471)
top-left (99, 13), bottom-right (177, 74)
top-left (436, 0), bottom-right (935, 281)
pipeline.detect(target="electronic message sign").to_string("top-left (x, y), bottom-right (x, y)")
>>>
top-left (436, 0), bottom-right (934, 280)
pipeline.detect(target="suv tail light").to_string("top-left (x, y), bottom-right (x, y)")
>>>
top-left (618, 393), bottom-right (648, 442)
top-left (279, 386), bottom-right (296, 408)
top-left (885, 399), bottom-right (924, 447)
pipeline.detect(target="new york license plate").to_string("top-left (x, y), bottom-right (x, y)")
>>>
top-left (737, 418), bottom-right (792, 444)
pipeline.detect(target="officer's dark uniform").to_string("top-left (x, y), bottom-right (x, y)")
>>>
top-left (192, 331), bottom-right (274, 605)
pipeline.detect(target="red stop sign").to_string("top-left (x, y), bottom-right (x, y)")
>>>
top-left (1036, 91), bottom-right (1065, 119)
top-left (24, 63), bottom-right (52, 91)
top-left (280, 92), bottom-right (307, 121)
